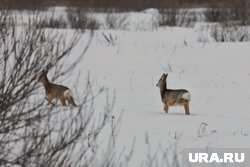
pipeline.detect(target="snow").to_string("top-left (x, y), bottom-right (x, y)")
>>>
top-left (9, 7), bottom-right (250, 166)
top-left (74, 28), bottom-right (250, 165)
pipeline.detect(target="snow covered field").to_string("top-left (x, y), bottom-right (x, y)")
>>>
top-left (77, 28), bottom-right (250, 166)
top-left (9, 8), bottom-right (250, 166)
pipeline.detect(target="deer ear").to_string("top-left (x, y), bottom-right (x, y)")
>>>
top-left (164, 73), bottom-right (168, 79)
top-left (42, 70), bottom-right (48, 74)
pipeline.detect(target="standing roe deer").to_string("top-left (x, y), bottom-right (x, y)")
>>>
top-left (156, 73), bottom-right (191, 115)
top-left (38, 70), bottom-right (77, 107)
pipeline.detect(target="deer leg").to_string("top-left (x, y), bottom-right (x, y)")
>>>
top-left (187, 103), bottom-right (190, 115)
top-left (47, 95), bottom-right (53, 105)
top-left (164, 104), bottom-right (169, 113)
top-left (60, 97), bottom-right (66, 106)
top-left (184, 103), bottom-right (190, 115)
top-left (68, 96), bottom-right (77, 107)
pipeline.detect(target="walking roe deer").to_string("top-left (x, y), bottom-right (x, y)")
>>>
top-left (38, 70), bottom-right (77, 107)
top-left (156, 73), bottom-right (191, 115)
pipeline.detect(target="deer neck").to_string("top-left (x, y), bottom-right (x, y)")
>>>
top-left (41, 77), bottom-right (51, 90)
top-left (159, 82), bottom-right (167, 100)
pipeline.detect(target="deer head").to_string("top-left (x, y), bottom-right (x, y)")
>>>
top-left (156, 73), bottom-right (168, 87)
top-left (38, 70), bottom-right (49, 85)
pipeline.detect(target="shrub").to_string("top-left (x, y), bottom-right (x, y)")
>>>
top-left (38, 16), bottom-right (67, 29)
top-left (204, 8), bottom-right (229, 22)
top-left (210, 23), bottom-right (249, 42)
top-left (204, 1), bottom-right (250, 25)
top-left (159, 8), bottom-right (178, 27)
top-left (159, 9), bottom-right (197, 27)
top-left (105, 12), bottom-right (128, 29)
top-left (67, 8), bottom-right (100, 30)
top-left (0, 11), bottom-right (108, 167)
top-left (178, 10), bottom-right (197, 27)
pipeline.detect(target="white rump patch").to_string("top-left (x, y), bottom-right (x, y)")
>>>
top-left (64, 89), bottom-right (73, 97)
top-left (182, 92), bottom-right (191, 101)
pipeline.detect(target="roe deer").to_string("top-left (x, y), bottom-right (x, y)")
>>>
top-left (38, 70), bottom-right (77, 107)
top-left (156, 73), bottom-right (191, 115)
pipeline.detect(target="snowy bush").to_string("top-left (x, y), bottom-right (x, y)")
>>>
top-left (105, 12), bottom-right (129, 30)
top-left (159, 9), bottom-right (197, 27)
top-left (210, 23), bottom-right (249, 42)
top-left (159, 9), bottom-right (178, 27)
top-left (67, 7), bottom-right (100, 30)
top-left (38, 16), bottom-right (67, 29)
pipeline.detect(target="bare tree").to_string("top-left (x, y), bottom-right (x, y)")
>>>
top-left (0, 11), bottom-right (129, 167)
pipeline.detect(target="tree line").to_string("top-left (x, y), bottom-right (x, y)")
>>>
top-left (0, 0), bottom-right (249, 10)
